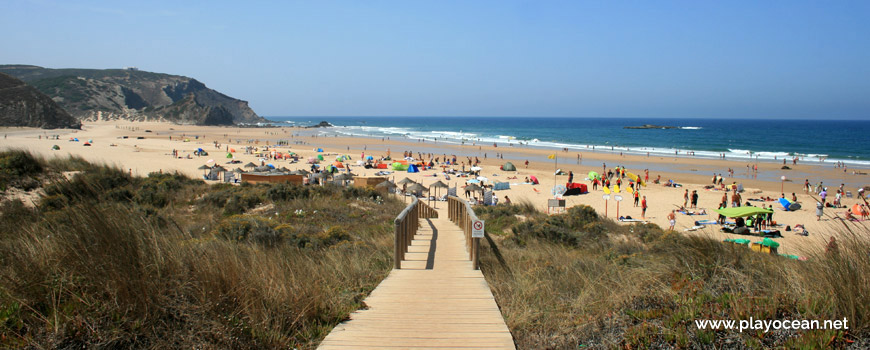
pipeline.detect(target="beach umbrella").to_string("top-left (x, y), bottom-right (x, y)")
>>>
top-left (376, 180), bottom-right (397, 189)
top-left (233, 167), bottom-right (245, 173)
top-left (244, 162), bottom-right (257, 168)
top-left (430, 180), bottom-right (448, 189)
top-left (334, 173), bottom-right (354, 184)
top-left (588, 171), bottom-right (600, 180)
top-left (279, 167), bottom-right (291, 172)
top-left (212, 165), bottom-right (226, 172)
top-left (296, 169), bottom-right (310, 175)
top-left (477, 176), bottom-right (488, 182)
top-left (198, 164), bottom-right (211, 176)
top-left (470, 166), bottom-right (482, 171)
top-left (254, 166), bottom-right (270, 172)
top-left (430, 180), bottom-right (449, 207)
top-left (407, 183), bottom-right (428, 196)
top-left (464, 183), bottom-right (483, 192)
top-left (397, 177), bottom-right (416, 185)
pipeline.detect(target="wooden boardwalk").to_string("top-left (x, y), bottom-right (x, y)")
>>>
top-left (318, 207), bottom-right (515, 349)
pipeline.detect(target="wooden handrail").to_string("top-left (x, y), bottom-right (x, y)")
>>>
top-left (446, 196), bottom-right (481, 270)
top-left (394, 197), bottom-right (438, 269)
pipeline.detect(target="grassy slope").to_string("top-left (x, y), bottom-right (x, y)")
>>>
top-left (474, 203), bottom-right (869, 349)
top-left (0, 150), bottom-right (403, 349)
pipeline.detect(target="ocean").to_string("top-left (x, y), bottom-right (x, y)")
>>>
top-left (269, 117), bottom-right (870, 168)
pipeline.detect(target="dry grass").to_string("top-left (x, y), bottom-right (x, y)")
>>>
top-left (0, 151), bottom-right (404, 349)
top-left (476, 204), bottom-right (869, 349)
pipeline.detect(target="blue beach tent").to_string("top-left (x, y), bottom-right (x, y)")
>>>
top-left (407, 164), bottom-right (419, 173)
top-left (779, 198), bottom-right (792, 211)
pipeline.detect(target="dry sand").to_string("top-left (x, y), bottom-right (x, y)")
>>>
top-left (3, 121), bottom-right (868, 257)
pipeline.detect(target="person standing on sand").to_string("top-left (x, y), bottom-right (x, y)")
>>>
top-left (691, 190), bottom-right (699, 209)
top-left (731, 190), bottom-right (740, 208)
top-left (634, 190), bottom-right (640, 207)
top-left (816, 201), bottom-right (824, 221)
top-left (641, 196), bottom-right (648, 218)
top-left (525, 160), bottom-right (529, 168)
top-left (826, 236), bottom-right (838, 255)
top-left (804, 179), bottom-right (810, 193)
top-left (683, 189), bottom-right (689, 207)
top-left (721, 192), bottom-right (728, 208)
top-left (667, 210), bottom-right (676, 230)
top-left (568, 171), bottom-right (574, 184)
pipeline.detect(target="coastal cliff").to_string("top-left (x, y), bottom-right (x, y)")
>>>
top-left (0, 72), bottom-right (81, 129)
top-left (0, 65), bottom-right (267, 126)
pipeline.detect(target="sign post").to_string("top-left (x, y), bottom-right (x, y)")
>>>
top-left (602, 194), bottom-right (610, 217)
top-left (472, 219), bottom-right (485, 238)
top-left (614, 195), bottom-right (623, 218)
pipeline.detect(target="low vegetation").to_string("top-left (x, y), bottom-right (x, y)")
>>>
top-left (475, 203), bottom-right (869, 349)
top-left (0, 150), bottom-right (404, 348)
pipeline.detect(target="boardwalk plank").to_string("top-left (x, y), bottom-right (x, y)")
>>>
top-left (318, 207), bottom-right (515, 349)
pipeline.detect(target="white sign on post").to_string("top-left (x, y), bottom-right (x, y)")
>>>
top-left (472, 219), bottom-right (485, 238)
top-left (613, 195), bottom-right (623, 201)
top-left (602, 194), bottom-right (611, 200)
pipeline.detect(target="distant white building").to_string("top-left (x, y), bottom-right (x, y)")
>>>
top-left (123, 66), bottom-right (139, 71)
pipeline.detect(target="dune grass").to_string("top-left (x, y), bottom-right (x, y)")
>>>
top-left (0, 150), bottom-right (404, 349)
top-left (475, 204), bottom-right (869, 349)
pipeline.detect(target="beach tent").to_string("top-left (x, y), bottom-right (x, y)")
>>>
top-left (229, 148), bottom-right (236, 153)
top-left (502, 162), bottom-right (516, 171)
top-left (226, 152), bottom-right (233, 158)
top-left (51, 145), bottom-right (60, 150)
top-left (493, 182), bottom-right (510, 190)
top-left (529, 176), bottom-right (539, 185)
top-left (307, 157), bottom-right (319, 164)
top-left (333, 161), bottom-right (345, 168)
top-left (779, 198), bottom-right (792, 211)
top-left (852, 204), bottom-right (868, 216)
top-left (366, 155), bottom-right (374, 161)
top-left (391, 162), bottom-right (408, 171)
top-left (317, 148), bottom-right (324, 152)
top-left (587, 171), bottom-right (600, 180)
top-left (714, 207), bottom-right (774, 218)
top-left (317, 154), bottom-right (324, 161)
top-left (407, 164), bottom-right (419, 173)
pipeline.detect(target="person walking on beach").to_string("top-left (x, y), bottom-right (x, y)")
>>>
top-left (568, 171), bottom-right (574, 184)
top-left (691, 190), bottom-right (699, 209)
top-left (524, 160), bottom-right (529, 168)
top-left (804, 179), bottom-right (810, 193)
top-left (667, 210), bottom-right (676, 230)
top-left (816, 201), bottom-right (824, 221)
top-left (731, 190), bottom-right (740, 208)
top-left (641, 196), bottom-right (648, 218)
top-left (634, 190), bottom-right (640, 207)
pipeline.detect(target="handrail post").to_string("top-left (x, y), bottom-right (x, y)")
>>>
top-left (394, 219), bottom-right (402, 269)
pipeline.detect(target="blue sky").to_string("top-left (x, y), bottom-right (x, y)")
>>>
top-left (2, 0), bottom-right (869, 119)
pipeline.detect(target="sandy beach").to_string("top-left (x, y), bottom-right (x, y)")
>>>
top-left (2, 121), bottom-right (868, 257)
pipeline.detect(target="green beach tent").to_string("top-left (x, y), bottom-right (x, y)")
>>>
top-left (391, 162), bottom-right (408, 171)
top-left (317, 154), bottom-right (324, 161)
top-left (502, 162), bottom-right (516, 171)
top-left (588, 171), bottom-right (600, 180)
top-left (756, 238), bottom-right (780, 249)
top-left (714, 206), bottom-right (773, 218)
